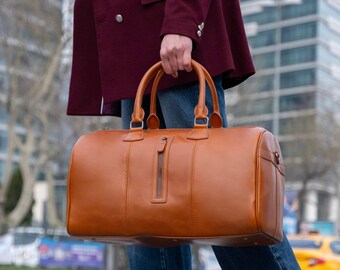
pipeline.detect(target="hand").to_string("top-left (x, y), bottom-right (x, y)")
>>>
top-left (160, 34), bottom-right (193, 78)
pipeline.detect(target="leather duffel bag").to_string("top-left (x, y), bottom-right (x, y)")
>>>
top-left (66, 60), bottom-right (285, 247)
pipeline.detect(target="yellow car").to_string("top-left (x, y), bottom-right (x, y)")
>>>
top-left (288, 235), bottom-right (340, 269)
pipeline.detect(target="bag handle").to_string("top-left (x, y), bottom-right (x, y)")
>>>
top-left (147, 62), bottom-right (223, 129)
top-left (124, 60), bottom-right (222, 141)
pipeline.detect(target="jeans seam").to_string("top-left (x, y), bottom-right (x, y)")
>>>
top-left (268, 245), bottom-right (284, 270)
top-left (160, 248), bottom-right (166, 270)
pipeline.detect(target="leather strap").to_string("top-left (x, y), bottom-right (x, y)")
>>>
top-left (131, 60), bottom-right (222, 127)
top-left (147, 63), bottom-right (223, 129)
top-left (125, 60), bottom-right (223, 141)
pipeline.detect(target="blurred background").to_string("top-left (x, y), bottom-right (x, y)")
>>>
top-left (0, 0), bottom-right (339, 269)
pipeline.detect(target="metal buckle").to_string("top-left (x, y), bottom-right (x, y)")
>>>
top-left (129, 121), bottom-right (144, 129)
top-left (194, 116), bottom-right (209, 126)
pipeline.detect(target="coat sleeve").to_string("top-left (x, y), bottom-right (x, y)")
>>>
top-left (160, 0), bottom-right (213, 45)
top-left (67, 0), bottom-right (103, 115)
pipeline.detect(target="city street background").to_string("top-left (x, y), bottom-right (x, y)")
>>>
top-left (0, 0), bottom-right (340, 269)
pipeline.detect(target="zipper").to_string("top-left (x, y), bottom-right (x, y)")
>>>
top-left (156, 137), bottom-right (168, 198)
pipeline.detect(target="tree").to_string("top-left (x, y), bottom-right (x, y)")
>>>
top-left (4, 168), bottom-right (33, 226)
top-left (282, 112), bottom-right (340, 228)
top-left (0, 1), bottom-right (65, 231)
top-left (0, 1), bottom-right (121, 233)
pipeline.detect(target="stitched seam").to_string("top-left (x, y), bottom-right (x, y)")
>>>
top-left (274, 169), bottom-right (279, 239)
top-left (255, 131), bottom-right (266, 233)
top-left (269, 245), bottom-right (285, 270)
top-left (191, 141), bottom-right (198, 234)
top-left (125, 142), bottom-right (133, 231)
top-left (162, 137), bottom-right (173, 202)
top-left (151, 142), bottom-right (158, 201)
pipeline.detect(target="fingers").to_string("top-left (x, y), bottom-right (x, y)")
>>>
top-left (160, 34), bottom-right (193, 78)
top-left (182, 47), bottom-right (193, 72)
top-left (160, 57), bottom-right (177, 78)
top-left (169, 54), bottom-right (179, 78)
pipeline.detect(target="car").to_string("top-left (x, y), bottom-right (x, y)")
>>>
top-left (0, 233), bottom-right (12, 265)
top-left (0, 227), bottom-right (46, 267)
top-left (10, 227), bottom-right (45, 267)
top-left (288, 234), bottom-right (340, 269)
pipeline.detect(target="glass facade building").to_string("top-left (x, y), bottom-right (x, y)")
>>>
top-left (229, 0), bottom-right (340, 224)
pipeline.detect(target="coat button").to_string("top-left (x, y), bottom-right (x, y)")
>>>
top-left (115, 14), bottom-right (123, 23)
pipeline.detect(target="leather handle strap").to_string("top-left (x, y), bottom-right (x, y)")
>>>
top-left (130, 62), bottom-right (162, 124)
top-left (131, 60), bottom-right (222, 129)
top-left (147, 63), bottom-right (222, 129)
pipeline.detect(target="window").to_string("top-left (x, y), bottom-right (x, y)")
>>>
top-left (14, 232), bottom-right (41, 245)
top-left (233, 97), bottom-right (273, 117)
top-left (281, 22), bottom-right (317, 43)
top-left (280, 69), bottom-right (316, 89)
top-left (248, 30), bottom-right (276, 48)
top-left (279, 93), bottom-right (315, 112)
top-left (244, 7), bottom-right (278, 25)
top-left (281, 0), bottom-right (317, 20)
top-left (246, 75), bottom-right (275, 92)
top-left (253, 52), bottom-right (276, 69)
top-left (279, 116), bottom-right (315, 135)
top-left (281, 45), bottom-right (316, 66)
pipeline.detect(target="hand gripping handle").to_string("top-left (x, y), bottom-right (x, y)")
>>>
top-left (147, 62), bottom-right (223, 129)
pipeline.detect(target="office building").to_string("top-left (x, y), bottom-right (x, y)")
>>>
top-left (229, 0), bottom-right (340, 228)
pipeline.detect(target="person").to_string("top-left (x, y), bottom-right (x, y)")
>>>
top-left (67, 0), bottom-right (300, 269)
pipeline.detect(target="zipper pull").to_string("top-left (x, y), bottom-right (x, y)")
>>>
top-left (157, 137), bottom-right (168, 153)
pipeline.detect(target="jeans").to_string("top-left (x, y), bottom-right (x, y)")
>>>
top-left (121, 77), bottom-right (300, 270)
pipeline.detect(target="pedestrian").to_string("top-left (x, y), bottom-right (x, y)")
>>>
top-left (67, 0), bottom-right (300, 269)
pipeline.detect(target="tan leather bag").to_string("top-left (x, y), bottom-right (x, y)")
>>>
top-left (67, 61), bottom-right (284, 247)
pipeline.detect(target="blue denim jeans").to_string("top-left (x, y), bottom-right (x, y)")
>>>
top-left (121, 77), bottom-right (300, 270)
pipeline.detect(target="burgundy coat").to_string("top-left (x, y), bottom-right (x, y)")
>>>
top-left (67, 0), bottom-right (255, 116)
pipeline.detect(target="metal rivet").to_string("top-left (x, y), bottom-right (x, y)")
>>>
top-left (197, 30), bottom-right (202, 37)
top-left (275, 152), bottom-right (280, 164)
top-left (115, 14), bottom-right (123, 23)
